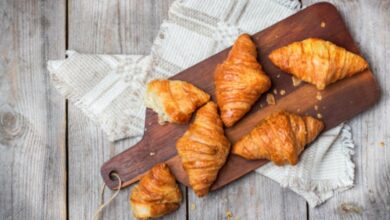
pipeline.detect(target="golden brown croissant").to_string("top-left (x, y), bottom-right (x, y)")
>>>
top-left (215, 34), bottom-right (271, 127)
top-left (130, 163), bottom-right (182, 219)
top-left (145, 79), bottom-right (210, 124)
top-left (176, 101), bottom-right (231, 197)
top-left (232, 111), bottom-right (324, 165)
top-left (269, 38), bottom-right (368, 90)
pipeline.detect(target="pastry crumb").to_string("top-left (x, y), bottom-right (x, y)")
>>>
top-left (273, 89), bottom-right (278, 95)
top-left (314, 105), bottom-right (319, 111)
top-left (297, 108), bottom-right (301, 113)
top-left (191, 203), bottom-right (196, 210)
top-left (380, 141), bottom-right (385, 147)
top-left (149, 152), bottom-right (155, 156)
top-left (280, 90), bottom-right (286, 95)
top-left (317, 113), bottom-right (322, 119)
top-left (316, 92), bottom-right (322, 100)
top-left (260, 104), bottom-right (263, 108)
top-left (226, 211), bottom-right (233, 218)
top-left (266, 93), bottom-right (276, 105)
top-left (338, 202), bottom-right (363, 215)
top-left (292, 76), bottom-right (302, 87)
top-left (276, 74), bottom-right (281, 78)
top-left (320, 22), bottom-right (326, 28)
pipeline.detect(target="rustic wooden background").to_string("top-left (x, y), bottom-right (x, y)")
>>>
top-left (0, 0), bottom-right (389, 219)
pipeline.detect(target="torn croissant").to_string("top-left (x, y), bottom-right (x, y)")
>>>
top-left (145, 79), bottom-right (210, 124)
top-left (232, 111), bottom-right (324, 165)
top-left (130, 163), bottom-right (182, 219)
top-left (269, 38), bottom-right (368, 90)
top-left (215, 34), bottom-right (271, 127)
top-left (176, 102), bottom-right (231, 197)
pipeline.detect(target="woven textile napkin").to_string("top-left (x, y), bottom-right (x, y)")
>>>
top-left (48, 0), bottom-right (355, 207)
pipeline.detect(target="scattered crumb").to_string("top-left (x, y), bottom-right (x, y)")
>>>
top-left (191, 203), bottom-right (196, 210)
top-left (320, 21), bottom-right (326, 28)
top-left (149, 152), bottom-right (155, 156)
top-left (148, 122), bottom-right (152, 126)
top-left (316, 92), bottom-right (322, 101)
top-left (266, 93), bottom-right (276, 105)
top-left (380, 141), bottom-right (385, 147)
top-left (338, 202), bottom-right (363, 215)
top-left (314, 105), bottom-right (319, 111)
top-left (273, 89), bottom-right (278, 95)
top-left (317, 113), bottom-right (322, 119)
top-left (297, 108), bottom-right (301, 113)
top-left (260, 104), bottom-right (263, 108)
top-left (276, 74), bottom-right (281, 78)
top-left (226, 211), bottom-right (233, 218)
top-left (292, 76), bottom-right (302, 87)
top-left (280, 89), bottom-right (286, 95)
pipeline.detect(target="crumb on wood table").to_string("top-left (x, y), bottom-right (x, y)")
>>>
top-left (292, 76), bottom-right (302, 86)
top-left (380, 141), bottom-right (385, 147)
top-left (276, 74), bottom-right (281, 78)
top-left (266, 93), bottom-right (276, 105)
top-left (149, 152), bottom-right (155, 156)
top-left (297, 108), bottom-right (301, 113)
top-left (317, 113), bottom-right (322, 119)
top-left (280, 89), bottom-right (286, 95)
top-left (316, 92), bottom-right (322, 100)
top-left (338, 202), bottom-right (363, 215)
top-left (320, 21), bottom-right (326, 28)
top-left (273, 89), bottom-right (278, 95)
top-left (226, 210), bottom-right (233, 218)
top-left (314, 105), bottom-right (319, 111)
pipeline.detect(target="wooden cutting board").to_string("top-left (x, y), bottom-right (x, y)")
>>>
top-left (101, 2), bottom-right (380, 190)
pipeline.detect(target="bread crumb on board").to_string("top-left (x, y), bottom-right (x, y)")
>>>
top-left (314, 105), bottom-right (319, 111)
top-left (297, 108), bottom-right (301, 113)
top-left (149, 152), bottom-right (155, 156)
top-left (380, 141), bottom-right (385, 147)
top-left (317, 113), bottom-right (322, 119)
top-left (266, 93), bottom-right (276, 105)
top-left (276, 74), bottom-right (281, 78)
top-left (316, 92), bottom-right (322, 100)
top-left (292, 76), bottom-right (302, 87)
top-left (191, 203), bottom-right (196, 210)
top-left (226, 211), bottom-right (233, 218)
top-left (280, 89), bottom-right (286, 95)
top-left (273, 89), bottom-right (278, 95)
top-left (320, 21), bottom-right (326, 28)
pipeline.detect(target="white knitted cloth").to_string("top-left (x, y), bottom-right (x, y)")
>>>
top-left (48, 0), bottom-right (355, 207)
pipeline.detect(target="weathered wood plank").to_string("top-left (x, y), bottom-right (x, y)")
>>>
top-left (302, 0), bottom-right (390, 219)
top-left (67, 1), bottom-right (183, 220)
top-left (0, 0), bottom-right (66, 220)
top-left (188, 172), bottom-right (307, 220)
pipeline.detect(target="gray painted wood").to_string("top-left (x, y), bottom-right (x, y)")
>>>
top-left (302, 0), bottom-right (390, 219)
top-left (0, 0), bottom-right (66, 220)
top-left (67, 0), bottom-right (183, 220)
top-left (188, 172), bottom-right (307, 220)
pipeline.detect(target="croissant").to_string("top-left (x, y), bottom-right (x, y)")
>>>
top-left (232, 111), bottom-right (324, 165)
top-left (269, 38), bottom-right (368, 90)
top-left (130, 163), bottom-right (182, 219)
top-left (176, 102), bottom-right (231, 197)
top-left (145, 79), bottom-right (210, 124)
top-left (215, 34), bottom-right (271, 127)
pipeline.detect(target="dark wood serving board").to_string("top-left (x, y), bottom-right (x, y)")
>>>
top-left (101, 2), bottom-right (380, 190)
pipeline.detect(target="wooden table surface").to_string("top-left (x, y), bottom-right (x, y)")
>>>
top-left (0, 0), bottom-right (389, 219)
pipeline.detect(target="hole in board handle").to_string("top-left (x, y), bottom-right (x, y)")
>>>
top-left (109, 170), bottom-right (119, 182)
